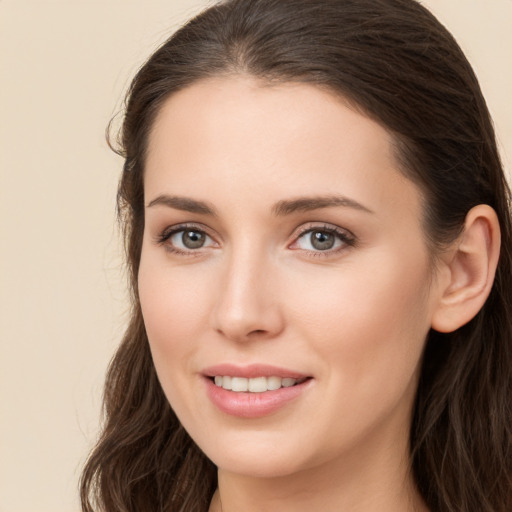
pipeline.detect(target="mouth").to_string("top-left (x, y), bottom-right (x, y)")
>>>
top-left (210, 375), bottom-right (309, 392)
top-left (202, 364), bottom-right (313, 418)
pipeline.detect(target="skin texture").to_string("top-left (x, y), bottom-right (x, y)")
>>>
top-left (138, 77), bottom-right (447, 511)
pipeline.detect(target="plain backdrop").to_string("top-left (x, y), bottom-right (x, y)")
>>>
top-left (0, 1), bottom-right (511, 511)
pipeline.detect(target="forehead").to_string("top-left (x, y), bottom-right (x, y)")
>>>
top-left (145, 76), bottom-right (421, 223)
top-left (147, 77), bottom-right (392, 169)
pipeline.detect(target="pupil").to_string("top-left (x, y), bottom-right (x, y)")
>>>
top-left (311, 231), bottom-right (334, 250)
top-left (183, 230), bottom-right (205, 249)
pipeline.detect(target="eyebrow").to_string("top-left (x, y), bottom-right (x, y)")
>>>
top-left (271, 195), bottom-right (374, 216)
top-left (147, 195), bottom-right (217, 215)
top-left (146, 193), bottom-right (374, 216)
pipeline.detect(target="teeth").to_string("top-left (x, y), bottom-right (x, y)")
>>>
top-left (221, 376), bottom-right (232, 390)
top-left (248, 376), bottom-right (267, 392)
top-left (213, 376), bottom-right (300, 392)
top-left (282, 377), bottom-right (296, 387)
top-left (267, 376), bottom-right (282, 391)
top-left (231, 377), bottom-right (248, 392)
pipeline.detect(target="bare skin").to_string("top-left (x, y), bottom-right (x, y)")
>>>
top-left (140, 77), bottom-right (499, 512)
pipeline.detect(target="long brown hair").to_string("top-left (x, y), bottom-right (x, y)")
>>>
top-left (81, 1), bottom-right (512, 510)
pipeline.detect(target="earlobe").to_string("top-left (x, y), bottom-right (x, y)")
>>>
top-left (431, 204), bottom-right (501, 333)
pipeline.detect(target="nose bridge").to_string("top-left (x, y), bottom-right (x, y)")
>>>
top-left (212, 239), bottom-right (283, 341)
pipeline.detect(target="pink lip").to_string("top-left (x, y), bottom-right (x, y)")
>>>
top-left (202, 363), bottom-right (309, 379)
top-left (202, 364), bottom-right (313, 419)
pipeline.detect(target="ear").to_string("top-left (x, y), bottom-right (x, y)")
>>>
top-left (431, 204), bottom-right (501, 333)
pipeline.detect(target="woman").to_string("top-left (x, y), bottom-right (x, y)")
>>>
top-left (81, 0), bottom-right (512, 510)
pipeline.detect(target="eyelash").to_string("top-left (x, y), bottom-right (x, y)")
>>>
top-left (154, 222), bottom-right (356, 257)
top-left (155, 223), bottom-right (216, 256)
top-left (292, 224), bottom-right (356, 256)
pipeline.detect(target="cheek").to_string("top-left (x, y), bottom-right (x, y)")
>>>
top-left (140, 270), bottom-right (205, 339)
top-left (138, 254), bottom-right (219, 424)
top-left (138, 248), bottom-right (214, 381)
top-left (287, 249), bottom-right (432, 393)
top-left (279, 252), bottom-right (433, 458)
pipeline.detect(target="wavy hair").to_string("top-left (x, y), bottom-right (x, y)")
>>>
top-left (81, 1), bottom-right (512, 510)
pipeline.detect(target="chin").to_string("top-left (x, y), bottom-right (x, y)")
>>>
top-left (195, 430), bottom-right (313, 479)
top-left (213, 453), bottom-right (306, 479)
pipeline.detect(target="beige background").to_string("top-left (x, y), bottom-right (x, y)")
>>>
top-left (0, 1), bottom-right (510, 511)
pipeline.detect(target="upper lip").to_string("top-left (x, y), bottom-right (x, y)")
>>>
top-left (202, 363), bottom-right (310, 379)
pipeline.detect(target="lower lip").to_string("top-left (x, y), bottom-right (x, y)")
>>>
top-left (204, 377), bottom-right (312, 418)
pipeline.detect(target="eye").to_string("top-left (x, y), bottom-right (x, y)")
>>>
top-left (291, 225), bottom-right (355, 253)
top-left (171, 229), bottom-right (209, 249)
top-left (156, 225), bottom-right (217, 254)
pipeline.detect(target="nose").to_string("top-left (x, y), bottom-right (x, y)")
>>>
top-left (211, 247), bottom-right (285, 343)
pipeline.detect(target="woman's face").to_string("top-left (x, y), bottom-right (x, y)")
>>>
top-left (139, 77), bottom-right (442, 478)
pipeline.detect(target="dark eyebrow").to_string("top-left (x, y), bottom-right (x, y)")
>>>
top-left (146, 194), bottom-right (373, 217)
top-left (272, 195), bottom-right (374, 216)
top-left (146, 195), bottom-right (217, 216)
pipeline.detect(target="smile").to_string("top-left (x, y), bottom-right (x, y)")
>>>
top-left (213, 376), bottom-right (307, 392)
top-left (203, 366), bottom-right (313, 418)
